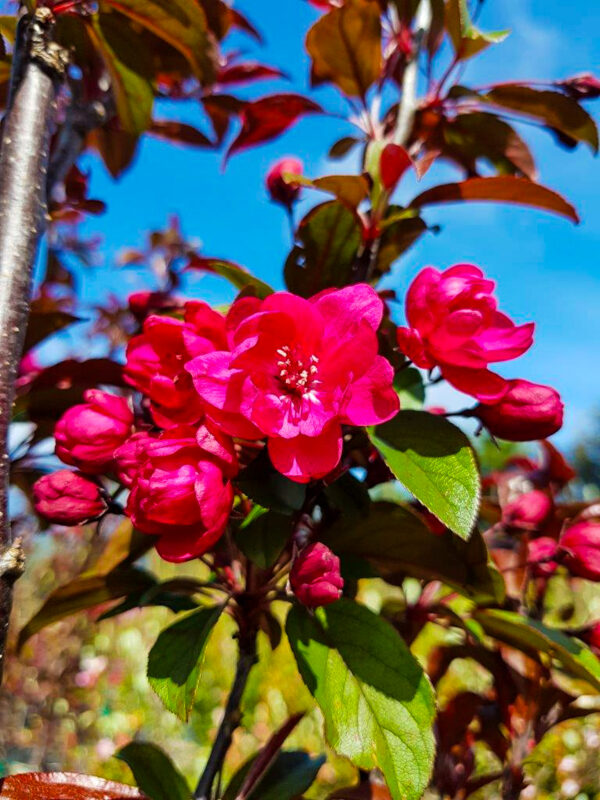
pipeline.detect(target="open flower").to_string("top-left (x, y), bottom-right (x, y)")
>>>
top-left (186, 285), bottom-right (399, 482)
top-left (124, 301), bottom-right (227, 428)
top-left (125, 425), bottom-right (237, 562)
top-left (397, 265), bottom-right (534, 401)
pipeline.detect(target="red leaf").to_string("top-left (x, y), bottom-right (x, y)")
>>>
top-left (216, 61), bottom-right (285, 87)
top-left (149, 120), bottom-right (214, 147)
top-left (226, 94), bottom-right (322, 159)
top-left (0, 773), bottom-right (148, 799)
top-left (228, 7), bottom-right (262, 42)
top-left (380, 143), bottom-right (412, 191)
top-left (410, 176), bottom-right (579, 223)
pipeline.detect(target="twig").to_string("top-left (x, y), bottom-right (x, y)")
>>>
top-left (0, 8), bottom-right (67, 683)
top-left (194, 627), bottom-right (258, 800)
top-left (392, 0), bottom-right (433, 146)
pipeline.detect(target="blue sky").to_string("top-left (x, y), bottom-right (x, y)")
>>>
top-left (67, 0), bottom-right (599, 449)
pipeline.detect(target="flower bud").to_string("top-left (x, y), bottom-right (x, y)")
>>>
top-left (33, 470), bottom-right (107, 525)
top-left (475, 379), bottom-right (563, 441)
top-left (559, 521), bottom-right (600, 582)
top-left (266, 157), bottom-right (303, 208)
top-left (558, 73), bottom-right (600, 100)
top-left (55, 389), bottom-right (133, 473)
top-left (527, 536), bottom-right (559, 577)
top-left (290, 542), bottom-right (343, 608)
top-left (502, 490), bottom-right (553, 529)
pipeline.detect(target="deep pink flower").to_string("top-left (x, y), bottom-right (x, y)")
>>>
top-left (124, 301), bottom-right (227, 428)
top-left (290, 542), bottom-right (343, 608)
top-left (559, 521), bottom-right (600, 582)
top-left (113, 431), bottom-right (155, 487)
top-left (527, 537), bottom-right (559, 578)
top-left (266, 157), bottom-right (303, 208)
top-left (186, 285), bottom-right (399, 482)
top-left (502, 490), bottom-right (553, 530)
top-left (475, 379), bottom-right (563, 441)
top-left (397, 265), bottom-right (534, 401)
top-left (125, 425), bottom-right (237, 562)
top-left (55, 390), bottom-right (133, 473)
top-left (33, 470), bottom-right (107, 525)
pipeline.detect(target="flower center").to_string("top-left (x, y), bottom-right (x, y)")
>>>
top-left (276, 345), bottom-right (320, 395)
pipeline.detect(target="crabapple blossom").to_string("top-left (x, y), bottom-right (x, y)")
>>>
top-left (290, 542), bottom-right (343, 607)
top-left (33, 470), bottom-right (107, 525)
top-left (475, 379), bottom-right (563, 441)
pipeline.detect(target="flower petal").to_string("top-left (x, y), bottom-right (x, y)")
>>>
top-left (268, 424), bottom-right (342, 483)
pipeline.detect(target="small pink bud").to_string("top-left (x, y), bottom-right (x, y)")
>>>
top-left (558, 73), bottom-right (600, 100)
top-left (290, 542), bottom-right (343, 608)
top-left (33, 470), bottom-right (107, 525)
top-left (559, 521), bottom-right (600, 582)
top-left (527, 536), bottom-right (559, 577)
top-left (475, 380), bottom-right (563, 442)
top-left (502, 490), bottom-right (553, 529)
top-left (55, 390), bottom-right (133, 473)
top-left (266, 157), bottom-right (303, 208)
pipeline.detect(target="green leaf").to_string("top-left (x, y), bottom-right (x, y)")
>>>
top-left (100, 0), bottom-right (217, 84)
top-left (284, 200), bottom-right (362, 297)
top-left (89, 14), bottom-right (154, 135)
top-left (285, 173), bottom-right (370, 210)
top-left (117, 742), bottom-right (191, 800)
top-left (445, 0), bottom-right (509, 61)
top-left (473, 609), bottom-right (600, 693)
top-left (370, 411), bottom-right (480, 540)
top-left (235, 509), bottom-right (292, 569)
top-left (306, 0), bottom-right (382, 98)
top-left (286, 599), bottom-right (436, 800)
top-left (147, 605), bottom-right (223, 721)
top-left (236, 450), bottom-right (306, 514)
top-left (324, 501), bottom-right (504, 603)
top-left (18, 567), bottom-right (155, 650)
top-left (410, 176), bottom-right (579, 223)
top-left (222, 750), bottom-right (325, 800)
top-left (186, 257), bottom-right (273, 299)
top-left (484, 84), bottom-right (599, 154)
top-left (393, 367), bottom-right (425, 410)
top-left (374, 215), bottom-right (428, 277)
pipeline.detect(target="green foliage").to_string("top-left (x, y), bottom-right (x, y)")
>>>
top-left (235, 508), bottom-right (292, 570)
top-left (287, 599), bottom-right (436, 800)
top-left (222, 750), bottom-right (325, 800)
top-left (117, 742), bottom-right (191, 800)
top-left (147, 605), bottom-right (223, 721)
top-left (370, 411), bottom-right (481, 540)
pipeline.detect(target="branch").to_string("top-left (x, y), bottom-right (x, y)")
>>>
top-left (194, 627), bottom-right (258, 800)
top-left (392, 0), bottom-right (432, 146)
top-left (0, 7), bottom-right (67, 682)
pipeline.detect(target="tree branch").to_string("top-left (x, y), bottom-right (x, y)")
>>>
top-left (194, 626), bottom-right (258, 800)
top-left (0, 7), bottom-right (67, 683)
top-left (392, 0), bottom-right (432, 146)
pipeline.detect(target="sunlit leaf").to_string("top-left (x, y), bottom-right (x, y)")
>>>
top-left (287, 599), bottom-right (436, 800)
top-left (445, 0), bottom-right (509, 61)
top-left (370, 411), bottom-right (480, 539)
top-left (0, 773), bottom-right (148, 799)
top-left (186, 256), bottom-right (273, 298)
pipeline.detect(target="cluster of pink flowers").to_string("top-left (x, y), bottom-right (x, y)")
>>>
top-left (33, 285), bottom-right (397, 588)
top-left (397, 264), bottom-right (563, 439)
top-left (32, 258), bottom-right (566, 606)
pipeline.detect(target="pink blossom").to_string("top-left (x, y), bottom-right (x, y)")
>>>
top-left (526, 537), bottom-right (559, 577)
top-left (55, 390), bottom-right (133, 473)
top-left (397, 265), bottom-right (534, 401)
top-left (33, 470), bottom-right (107, 525)
top-left (186, 285), bottom-right (399, 482)
top-left (475, 379), bottom-right (563, 441)
top-left (559, 521), bottom-right (600, 582)
top-left (124, 301), bottom-right (227, 428)
top-left (266, 157), bottom-right (303, 208)
top-left (290, 542), bottom-right (343, 608)
top-left (125, 425), bottom-right (237, 562)
top-left (502, 490), bottom-right (553, 529)
top-left (113, 431), bottom-right (155, 487)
